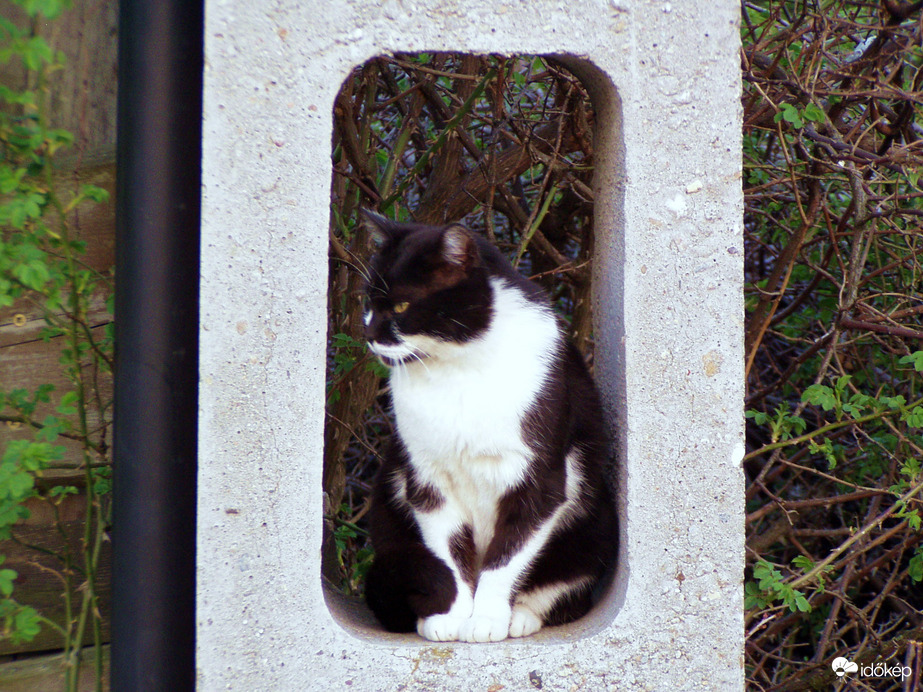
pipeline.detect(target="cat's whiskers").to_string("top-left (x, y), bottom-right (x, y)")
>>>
top-left (339, 255), bottom-right (373, 284)
top-left (412, 353), bottom-right (431, 374)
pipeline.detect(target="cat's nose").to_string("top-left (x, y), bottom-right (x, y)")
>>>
top-left (364, 312), bottom-right (394, 343)
top-left (363, 316), bottom-right (379, 341)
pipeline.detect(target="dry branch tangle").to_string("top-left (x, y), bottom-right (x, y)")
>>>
top-left (742, 2), bottom-right (923, 688)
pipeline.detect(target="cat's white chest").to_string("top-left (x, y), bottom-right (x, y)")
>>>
top-left (392, 360), bottom-right (530, 459)
top-left (389, 278), bottom-right (560, 495)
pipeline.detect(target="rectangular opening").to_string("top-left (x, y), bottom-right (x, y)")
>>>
top-left (321, 52), bottom-right (626, 642)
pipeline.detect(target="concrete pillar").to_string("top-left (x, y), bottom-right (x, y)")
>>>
top-left (198, 1), bottom-right (744, 689)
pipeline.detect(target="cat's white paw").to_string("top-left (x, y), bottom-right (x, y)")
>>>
top-left (458, 614), bottom-right (511, 643)
top-left (417, 614), bottom-right (464, 642)
top-left (508, 605), bottom-right (543, 638)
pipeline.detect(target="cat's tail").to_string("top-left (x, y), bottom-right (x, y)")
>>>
top-left (364, 546), bottom-right (457, 633)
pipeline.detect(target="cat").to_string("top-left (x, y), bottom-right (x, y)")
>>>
top-left (360, 211), bottom-right (617, 643)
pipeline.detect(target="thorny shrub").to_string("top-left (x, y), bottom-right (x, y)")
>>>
top-left (742, 1), bottom-right (923, 689)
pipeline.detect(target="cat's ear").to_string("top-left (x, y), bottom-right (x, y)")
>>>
top-left (441, 224), bottom-right (479, 269)
top-left (360, 208), bottom-right (394, 245)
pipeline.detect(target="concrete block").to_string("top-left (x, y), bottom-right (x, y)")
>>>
top-left (198, 0), bottom-right (744, 689)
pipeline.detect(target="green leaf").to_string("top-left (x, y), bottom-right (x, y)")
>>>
top-left (792, 556), bottom-right (813, 571)
top-left (0, 568), bottom-right (16, 597)
top-left (12, 258), bottom-right (51, 290)
top-left (802, 103), bottom-right (825, 123)
top-left (91, 466), bottom-right (111, 495)
top-left (11, 604), bottom-right (41, 642)
top-left (2, 439), bottom-right (65, 472)
top-left (78, 183), bottom-right (109, 204)
top-left (365, 359), bottom-right (390, 379)
top-left (900, 458), bottom-right (921, 481)
top-left (909, 548), bottom-right (923, 583)
top-left (55, 391), bottom-right (78, 415)
top-left (745, 409), bottom-right (770, 426)
top-left (33, 383), bottom-right (54, 404)
top-left (20, 0), bottom-right (72, 20)
top-left (907, 511), bottom-right (921, 531)
top-left (21, 36), bottom-right (54, 70)
top-left (803, 384), bottom-right (836, 411)
top-left (777, 103), bottom-right (804, 128)
top-left (808, 438), bottom-right (837, 470)
top-left (902, 406), bottom-right (923, 428)
top-left (0, 469), bottom-right (34, 501)
top-left (899, 351), bottom-right (923, 373)
top-left (36, 414), bottom-right (65, 442)
top-left (880, 394), bottom-right (907, 410)
top-left (48, 485), bottom-right (77, 498)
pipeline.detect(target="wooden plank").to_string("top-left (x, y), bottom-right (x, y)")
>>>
top-left (0, 0), bottom-right (117, 662)
top-left (0, 162), bottom-right (115, 470)
top-left (0, 645), bottom-right (110, 692)
top-left (0, 2), bottom-right (118, 167)
top-left (0, 516), bottom-right (112, 656)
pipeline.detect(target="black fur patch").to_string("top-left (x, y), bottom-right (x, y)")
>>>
top-left (404, 467), bottom-right (445, 512)
top-left (449, 525), bottom-right (477, 588)
top-left (365, 547), bottom-right (457, 632)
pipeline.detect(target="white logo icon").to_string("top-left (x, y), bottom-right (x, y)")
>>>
top-left (831, 657), bottom-right (859, 677)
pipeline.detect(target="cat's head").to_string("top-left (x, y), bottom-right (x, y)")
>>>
top-left (361, 211), bottom-right (494, 367)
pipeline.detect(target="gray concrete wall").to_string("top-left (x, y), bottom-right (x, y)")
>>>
top-left (198, 1), bottom-right (745, 689)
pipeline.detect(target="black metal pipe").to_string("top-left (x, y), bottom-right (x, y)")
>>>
top-left (112, 1), bottom-right (202, 689)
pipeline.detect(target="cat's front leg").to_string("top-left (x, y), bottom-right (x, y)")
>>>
top-left (414, 513), bottom-right (476, 642)
top-left (459, 489), bottom-right (569, 642)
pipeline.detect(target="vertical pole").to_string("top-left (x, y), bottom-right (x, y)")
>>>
top-left (112, 1), bottom-right (202, 689)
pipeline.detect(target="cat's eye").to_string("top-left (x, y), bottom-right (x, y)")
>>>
top-left (392, 301), bottom-right (409, 314)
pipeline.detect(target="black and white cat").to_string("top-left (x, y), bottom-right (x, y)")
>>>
top-left (361, 212), bottom-right (616, 642)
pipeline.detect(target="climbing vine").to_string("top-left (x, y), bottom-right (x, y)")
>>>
top-left (1, 1), bottom-right (111, 689)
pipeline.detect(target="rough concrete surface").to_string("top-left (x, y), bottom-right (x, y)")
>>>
top-left (198, 0), bottom-right (744, 689)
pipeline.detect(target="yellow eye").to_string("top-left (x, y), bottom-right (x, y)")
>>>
top-left (393, 301), bottom-right (409, 314)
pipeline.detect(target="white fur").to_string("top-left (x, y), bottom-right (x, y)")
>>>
top-left (385, 278), bottom-right (559, 467)
top-left (454, 450), bottom-right (587, 641)
top-left (510, 576), bottom-right (594, 638)
top-left (371, 278), bottom-right (589, 642)
top-left (385, 279), bottom-right (560, 559)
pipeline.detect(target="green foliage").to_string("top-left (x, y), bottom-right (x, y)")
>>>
top-left (909, 547), bottom-right (923, 583)
top-left (0, 440), bottom-right (65, 538)
top-left (0, 555), bottom-right (41, 644)
top-left (0, 2), bottom-right (111, 687)
top-left (329, 509), bottom-right (374, 596)
top-left (326, 333), bottom-right (388, 407)
top-left (0, 597), bottom-right (41, 644)
top-left (746, 404), bottom-right (806, 443)
top-left (807, 437), bottom-right (838, 471)
top-left (743, 2), bottom-right (923, 686)
top-left (745, 560), bottom-right (812, 613)
top-left (900, 351), bottom-right (923, 373)
top-left (13, 0), bottom-right (71, 20)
